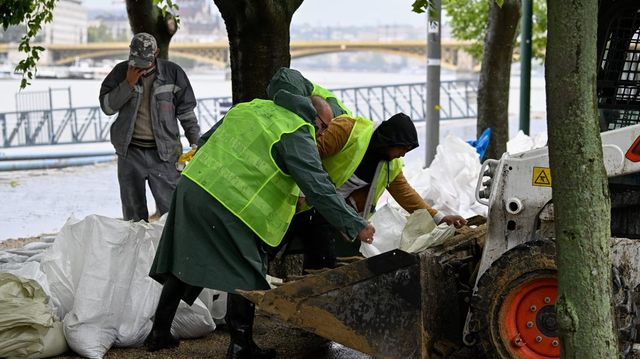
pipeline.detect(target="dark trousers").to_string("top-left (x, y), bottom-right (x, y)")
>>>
top-left (117, 145), bottom-right (180, 222)
top-left (150, 274), bottom-right (203, 335)
top-left (280, 209), bottom-right (342, 270)
top-left (150, 275), bottom-right (262, 354)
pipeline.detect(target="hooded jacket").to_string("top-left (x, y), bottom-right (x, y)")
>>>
top-left (317, 114), bottom-right (442, 222)
top-left (354, 113), bottom-right (419, 184)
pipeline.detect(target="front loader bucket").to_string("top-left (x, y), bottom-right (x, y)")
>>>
top-left (241, 250), bottom-right (423, 359)
top-left (241, 224), bottom-right (485, 359)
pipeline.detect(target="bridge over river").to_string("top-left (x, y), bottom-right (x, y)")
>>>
top-left (0, 40), bottom-right (477, 72)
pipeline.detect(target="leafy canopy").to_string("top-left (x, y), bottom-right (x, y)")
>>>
top-left (412, 0), bottom-right (547, 61)
top-left (153, 0), bottom-right (181, 28)
top-left (1, 0), bottom-right (56, 88)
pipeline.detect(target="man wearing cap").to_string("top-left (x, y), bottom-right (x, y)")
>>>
top-left (99, 33), bottom-right (200, 222)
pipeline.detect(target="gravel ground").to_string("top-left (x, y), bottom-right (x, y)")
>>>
top-left (50, 314), bottom-right (371, 359)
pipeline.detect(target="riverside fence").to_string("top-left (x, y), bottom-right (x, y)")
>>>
top-left (0, 80), bottom-right (478, 149)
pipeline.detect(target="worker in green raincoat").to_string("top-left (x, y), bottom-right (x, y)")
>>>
top-left (144, 97), bottom-right (375, 359)
top-left (268, 68), bottom-right (466, 271)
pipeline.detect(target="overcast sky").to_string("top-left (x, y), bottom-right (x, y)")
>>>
top-left (82, 0), bottom-right (428, 27)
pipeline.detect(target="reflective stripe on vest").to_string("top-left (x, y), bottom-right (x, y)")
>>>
top-left (323, 116), bottom-right (374, 187)
top-left (311, 83), bottom-right (352, 116)
top-left (372, 158), bottom-right (403, 206)
top-left (182, 99), bottom-right (314, 247)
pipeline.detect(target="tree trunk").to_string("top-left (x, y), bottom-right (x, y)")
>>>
top-left (476, 0), bottom-right (520, 160)
top-left (546, 0), bottom-right (617, 357)
top-left (125, 0), bottom-right (177, 60)
top-left (214, 0), bottom-right (303, 104)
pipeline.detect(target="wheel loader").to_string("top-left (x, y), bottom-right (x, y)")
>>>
top-left (241, 1), bottom-right (640, 358)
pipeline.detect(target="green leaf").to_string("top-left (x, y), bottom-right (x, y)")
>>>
top-left (495, 0), bottom-right (504, 7)
top-left (411, 0), bottom-right (430, 14)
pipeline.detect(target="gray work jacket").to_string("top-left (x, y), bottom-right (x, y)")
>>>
top-left (99, 59), bottom-right (201, 161)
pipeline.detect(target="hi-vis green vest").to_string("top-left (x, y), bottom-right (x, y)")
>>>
top-left (372, 158), bottom-right (403, 207)
top-left (182, 99), bottom-right (314, 247)
top-left (311, 84), bottom-right (352, 116)
top-left (323, 116), bottom-right (374, 187)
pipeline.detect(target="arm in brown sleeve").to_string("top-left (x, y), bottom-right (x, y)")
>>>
top-left (387, 171), bottom-right (438, 217)
top-left (317, 117), bottom-right (355, 159)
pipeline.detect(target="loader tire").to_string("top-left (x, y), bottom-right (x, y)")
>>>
top-left (468, 239), bottom-right (639, 359)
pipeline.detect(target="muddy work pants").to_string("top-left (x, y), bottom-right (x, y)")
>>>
top-left (117, 145), bottom-right (180, 222)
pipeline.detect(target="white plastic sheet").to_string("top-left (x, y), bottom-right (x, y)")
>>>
top-left (507, 130), bottom-right (548, 154)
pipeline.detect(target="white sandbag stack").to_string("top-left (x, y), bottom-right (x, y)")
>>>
top-left (407, 135), bottom-right (486, 219)
top-left (0, 272), bottom-right (67, 359)
top-left (40, 215), bottom-right (216, 358)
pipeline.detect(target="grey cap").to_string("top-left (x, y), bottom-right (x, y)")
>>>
top-left (128, 33), bottom-right (157, 68)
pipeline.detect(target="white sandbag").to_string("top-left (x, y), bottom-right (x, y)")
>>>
top-left (507, 130), bottom-right (548, 154)
top-left (0, 251), bottom-right (28, 264)
top-left (113, 219), bottom-right (165, 347)
top-left (171, 298), bottom-right (216, 339)
top-left (24, 321), bottom-right (69, 359)
top-left (0, 261), bottom-right (52, 301)
top-left (399, 210), bottom-right (455, 253)
top-left (398, 209), bottom-right (436, 251)
top-left (360, 204), bottom-right (407, 257)
top-left (198, 289), bottom-right (227, 323)
top-left (22, 242), bottom-right (53, 251)
top-left (55, 215), bottom-right (148, 358)
top-left (404, 135), bottom-right (486, 219)
top-left (40, 214), bottom-right (216, 358)
top-left (0, 273), bottom-right (55, 359)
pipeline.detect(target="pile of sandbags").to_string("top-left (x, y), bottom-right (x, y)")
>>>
top-left (1, 215), bottom-right (226, 359)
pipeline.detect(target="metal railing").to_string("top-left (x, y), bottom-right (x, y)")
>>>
top-left (0, 80), bottom-right (478, 148)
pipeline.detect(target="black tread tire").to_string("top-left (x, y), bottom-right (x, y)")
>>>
top-left (469, 240), bottom-right (556, 359)
top-left (468, 239), bottom-right (639, 359)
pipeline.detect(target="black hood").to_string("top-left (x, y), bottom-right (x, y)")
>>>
top-left (354, 113), bottom-right (418, 183)
top-left (370, 113), bottom-right (419, 151)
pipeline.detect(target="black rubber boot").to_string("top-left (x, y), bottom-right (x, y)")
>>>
top-left (225, 293), bottom-right (276, 359)
top-left (144, 275), bottom-right (184, 352)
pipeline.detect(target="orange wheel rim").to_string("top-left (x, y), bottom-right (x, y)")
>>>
top-left (500, 277), bottom-right (559, 358)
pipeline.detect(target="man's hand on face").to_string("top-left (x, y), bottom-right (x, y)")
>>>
top-left (126, 65), bottom-right (146, 87)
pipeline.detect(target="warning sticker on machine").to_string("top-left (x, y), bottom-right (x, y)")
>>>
top-left (532, 167), bottom-right (552, 187)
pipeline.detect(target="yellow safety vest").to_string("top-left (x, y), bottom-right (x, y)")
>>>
top-left (311, 83), bottom-right (352, 116)
top-left (183, 99), bottom-right (315, 247)
top-left (322, 116), bottom-right (374, 187)
top-left (372, 158), bottom-right (404, 207)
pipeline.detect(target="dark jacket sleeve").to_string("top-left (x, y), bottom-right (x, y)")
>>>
top-left (173, 65), bottom-right (201, 145)
top-left (273, 127), bottom-right (367, 239)
top-left (99, 61), bottom-right (134, 116)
